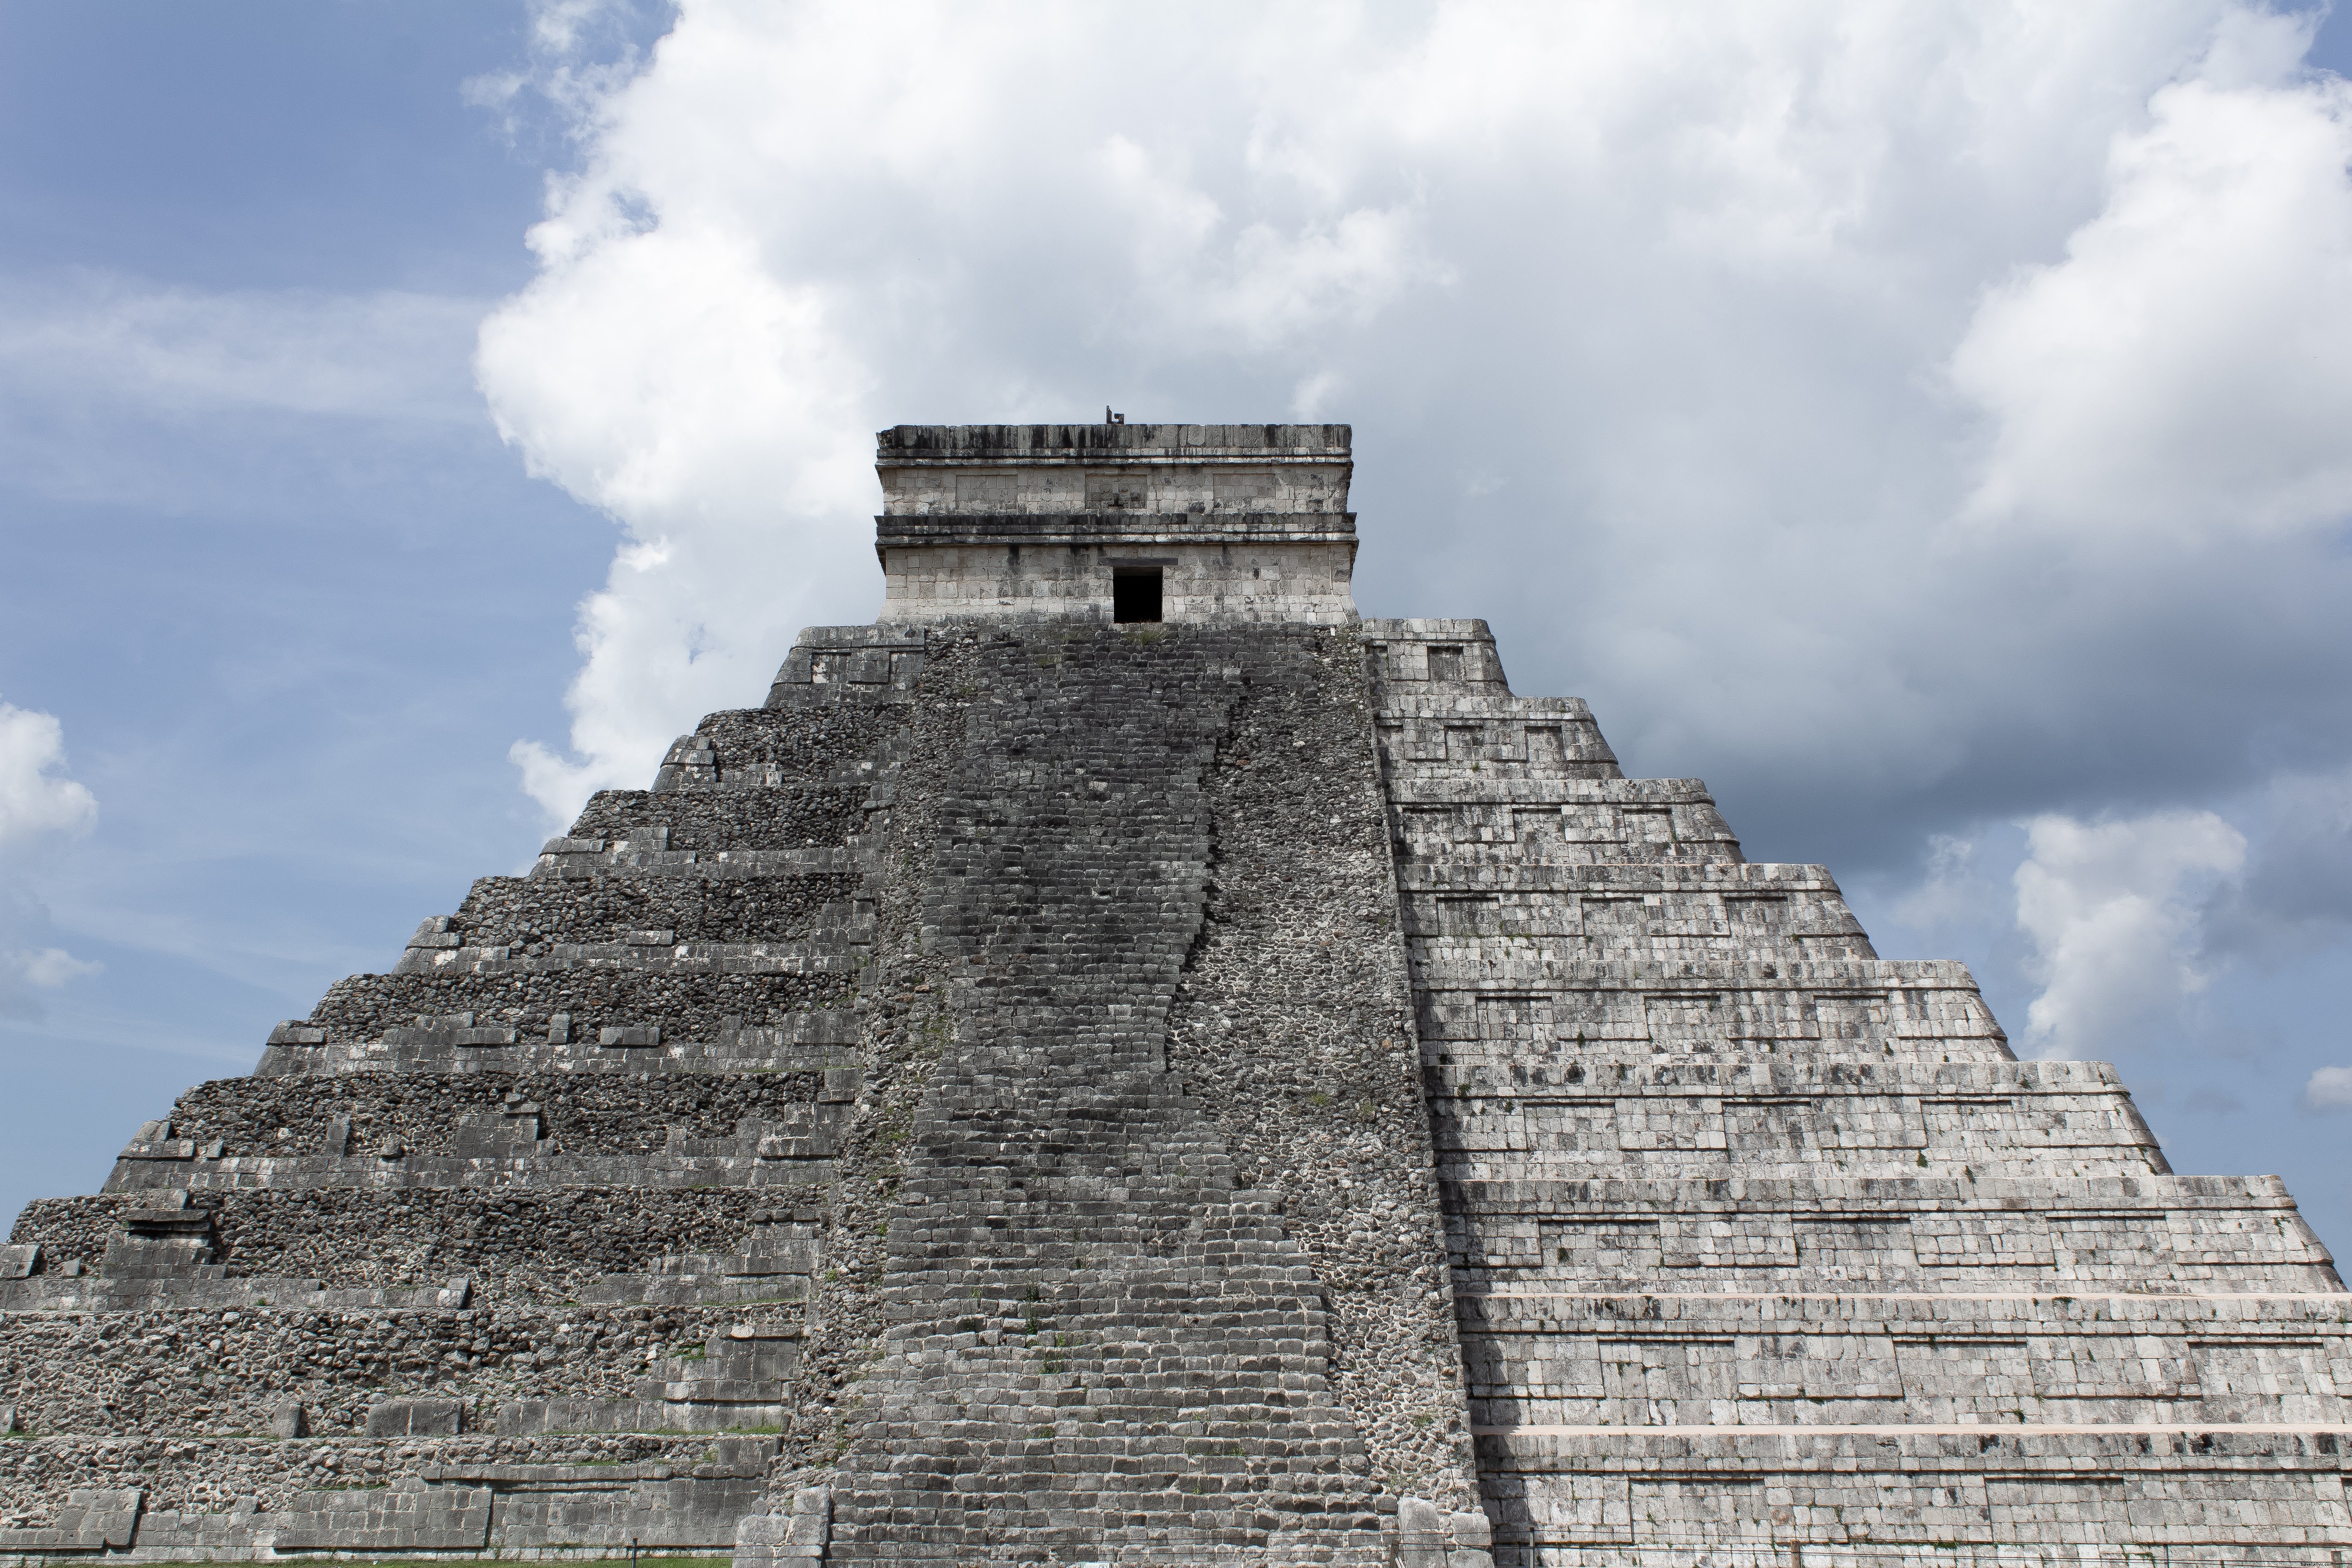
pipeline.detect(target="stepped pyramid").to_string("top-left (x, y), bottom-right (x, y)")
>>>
top-left (5, 422), bottom-right (2349, 1567)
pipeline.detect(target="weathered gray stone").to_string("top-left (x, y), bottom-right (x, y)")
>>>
top-left (5, 421), bottom-right (2346, 1567)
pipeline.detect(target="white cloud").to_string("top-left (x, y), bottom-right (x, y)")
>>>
top-left (0, 701), bottom-right (98, 855)
top-left (1949, 10), bottom-right (2352, 543)
top-left (2014, 810), bottom-right (2246, 1059)
top-left (0, 938), bottom-right (103, 1023)
top-left (0, 701), bottom-right (103, 1018)
top-left (2304, 1065), bottom-right (2352, 1109)
top-left (3, 947), bottom-right (100, 992)
top-left (477, 225), bottom-right (881, 821)
top-left (474, 0), bottom-right (2352, 855)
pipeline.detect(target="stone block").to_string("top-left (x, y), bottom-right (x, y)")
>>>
top-left (365, 1396), bottom-right (463, 1436)
top-left (273, 1485), bottom-right (490, 1551)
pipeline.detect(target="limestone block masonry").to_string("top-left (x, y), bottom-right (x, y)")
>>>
top-left (5, 422), bottom-right (2347, 1567)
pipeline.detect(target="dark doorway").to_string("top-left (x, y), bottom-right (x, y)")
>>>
top-left (1112, 568), bottom-right (1163, 623)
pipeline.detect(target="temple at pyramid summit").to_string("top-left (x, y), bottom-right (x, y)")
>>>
top-left (6, 421), bottom-right (2351, 1567)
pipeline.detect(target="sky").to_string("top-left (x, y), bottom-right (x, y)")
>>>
top-left (3, 0), bottom-right (2351, 1259)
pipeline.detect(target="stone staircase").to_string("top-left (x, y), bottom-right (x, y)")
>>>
top-left (816, 626), bottom-right (1410, 1567)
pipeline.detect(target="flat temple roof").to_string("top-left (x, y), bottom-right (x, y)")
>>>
top-left (876, 423), bottom-right (1351, 462)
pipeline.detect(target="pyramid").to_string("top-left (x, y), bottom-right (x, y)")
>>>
top-left (5, 423), bottom-right (2348, 1567)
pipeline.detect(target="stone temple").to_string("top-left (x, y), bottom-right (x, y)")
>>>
top-left (5, 422), bottom-right (2350, 1568)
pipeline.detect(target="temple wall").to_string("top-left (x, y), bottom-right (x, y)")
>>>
top-left (876, 538), bottom-right (1358, 623)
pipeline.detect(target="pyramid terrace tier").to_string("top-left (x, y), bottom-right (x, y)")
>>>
top-left (1401, 862), bottom-right (1876, 963)
top-left (1361, 618), bottom-right (1517, 691)
top-left (102, 1067), bottom-right (859, 1194)
top-left (1443, 1176), bottom-right (2344, 1294)
top-left (1390, 779), bottom-right (1744, 866)
top-left (392, 935), bottom-right (871, 980)
top-left (1375, 696), bottom-right (1622, 783)
top-left (1412, 961), bottom-right (2008, 1059)
top-left (646, 713), bottom-right (913, 794)
top-left (0, 1301), bottom-right (810, 1441)
top-left (113, 1070), bottom-right (854, 1164)
top-left (1475, 1428), bottom-right (2352, 1565)
top-left (1427, 1056), bottom-right (2165, 1181)
top-left (394, 871), bottom-right (867, 972)
top-left (1460, 1290), bottom-right (2352, 1431)
top-left (5, 1188), bottom-right (826, 1309)
top-left (257, 1004), bottom-right (857, 1076)
top-left (763, 622), bottom-right (927, 701)
top-left (533, 839), bottom-right (862, 882)
top-left (559, 790), bottom-right (875, 858)
top-left (260, 967), bottom-right (851, 1064)
top-left (0, 1436), bottom-right (780, 1555)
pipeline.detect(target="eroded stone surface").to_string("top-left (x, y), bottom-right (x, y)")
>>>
top-left (5, 423), bottom-right (2347, 1567)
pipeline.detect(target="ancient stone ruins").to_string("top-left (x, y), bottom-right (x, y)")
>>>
top-left (6, 423), bottom-right (2350, 1567)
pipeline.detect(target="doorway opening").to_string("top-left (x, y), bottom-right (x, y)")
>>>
top-left (1112, 568), bottom-right (1163, 624)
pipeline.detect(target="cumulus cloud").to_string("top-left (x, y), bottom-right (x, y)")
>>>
top-left (0, 946), bottom-right (101, 1013)
top-left (2014, 811), bottom-right (2246, 1059)
top-left (476, 0), bottom-right (2352, 858)
top-left (1950, 10), bottom-right (2352, 543)
top-left (2305, 1066), bottom-right (2352, 1109)
top-left (0, 700), bottom-right (102, 1018)
top-left (0, 701), bottom-right (98, 854)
